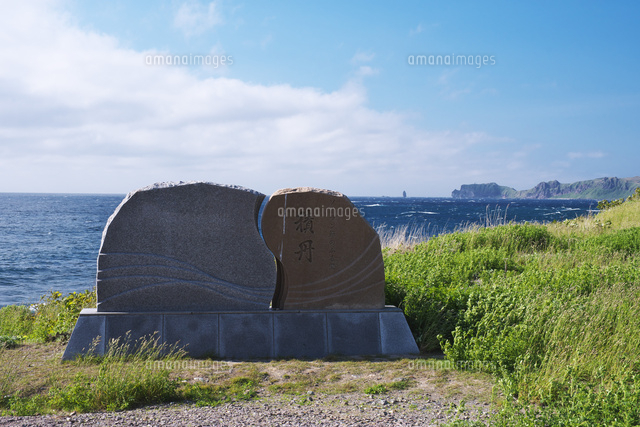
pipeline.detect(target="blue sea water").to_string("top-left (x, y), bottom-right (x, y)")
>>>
top-left (0, 193), bottom-right (597, 307)
top-left (350, 197), bottom-right (598, 235)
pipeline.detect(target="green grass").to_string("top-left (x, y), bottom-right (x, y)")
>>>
top-left (1, 335), bottom-right (187, 415)
top-left (385, 196), bottom-right (640, 426)
top-left (181, 376), bottom-right (259, 407)
top-left (0, 335), bottom-right (264, 415)
top-left (364, 384), bottom-right (388, 395)
top-left (46, 361), bottom-right (179, 413)
top-left (384, 222), bottom-right (555, 351)
top-left (2, 344), bottom-right (489, 417)
top-left (0, 289), bottom-right (96, 343)
top-left (363, 379), bottom-right (413, 395)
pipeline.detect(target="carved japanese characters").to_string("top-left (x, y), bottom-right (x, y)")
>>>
top-left (261, 187), bottom-right (385, 310)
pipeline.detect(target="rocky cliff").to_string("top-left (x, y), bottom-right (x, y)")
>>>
top-left (452, 177), bottom-right (640, 199)
top-left (451, 183), bottom-right (518, 199)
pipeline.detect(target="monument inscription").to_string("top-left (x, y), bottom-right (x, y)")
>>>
top-left (261, 187), bottom-right (386, 310)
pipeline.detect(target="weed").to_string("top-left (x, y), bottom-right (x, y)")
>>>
top-left (181, 376), bottom-right (259, 407)
top-left (48, 362), bottom-right (179, 412)
top-left (364, 384), bottom-right (388, 395)
top-left (31, 289), bottom-right (96, 342)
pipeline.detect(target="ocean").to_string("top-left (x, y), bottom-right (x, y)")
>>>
top-left (0, 193), bottom-right (597, 307)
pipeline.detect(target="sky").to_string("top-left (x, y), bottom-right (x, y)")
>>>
top-left (1, 1), bottom-right (639, 197)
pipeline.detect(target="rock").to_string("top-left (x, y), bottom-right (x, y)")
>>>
top-left (96, 181), bottom-right (276, 312)
top-left (261, 187), bottom-right (385, 310)
top-left (452, 176), bottom-right (640, 200)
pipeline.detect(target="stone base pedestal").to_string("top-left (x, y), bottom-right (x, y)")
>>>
top-left (62, 306), bottom-right (418, 360)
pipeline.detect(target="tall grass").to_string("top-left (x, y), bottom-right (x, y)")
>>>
top-left (0, 331), bottom-right (263, 416)
top-left (377, 222), bottom-right (430, 251)
top-left (46, 359), bottom-right (179, 413)
top-left (2, 336), bottom-right (189, 415)
top-left (377, 204), bottom-right (513, 252)
top-left (0, 349), bottom-right (25, 407)
top-left (385, 198), bottom-right (640, 425)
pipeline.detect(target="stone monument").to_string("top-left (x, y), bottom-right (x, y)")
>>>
top-left (261, 187), bottom-right (385, 310)
top-left (63, 182), bottom-right (418, 360)
top-left (96, 181), bottom-right (275, 312)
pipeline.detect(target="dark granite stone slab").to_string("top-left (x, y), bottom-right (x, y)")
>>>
top-left (96, 182), bottom-right (276, 312)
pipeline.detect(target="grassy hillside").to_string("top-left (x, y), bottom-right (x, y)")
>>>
top-left (596, 196), bottom-right (640, 229)
top-left (384, 192), bottom-right (640, 425)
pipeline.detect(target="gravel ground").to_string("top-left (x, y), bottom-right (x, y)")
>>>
top-left (0, 391), bottom-right (493, 426)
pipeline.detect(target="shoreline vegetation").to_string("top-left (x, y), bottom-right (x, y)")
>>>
top-left (2, 189), bottom-right (640, 425)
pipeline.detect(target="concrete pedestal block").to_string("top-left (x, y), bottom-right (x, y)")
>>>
top-left (63, 306), bottom-right (418, 361)
top-left (327, 312), bottom-right (380, 355)
top-left (62, 314), bottom-right (106, 357)
top-left (274, 312), bottom-right (328, 358)
top-left (219, 313), bottom-right (274, 359)
top-left (164, 314), bottom-right (219, 358)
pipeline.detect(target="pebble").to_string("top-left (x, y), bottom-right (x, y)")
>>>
top-left (0, 392), bottom-right (493, 426)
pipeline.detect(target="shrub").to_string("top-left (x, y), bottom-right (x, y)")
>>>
top-left (385, 198), bottom-right (640, 424)
top-left (30, 289), bottom-right (96, 342)
top-left (0, 336), bottom-right (22, 349)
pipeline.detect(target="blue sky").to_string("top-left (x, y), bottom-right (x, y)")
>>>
top-left (1, 1), bottom-right (638, 196)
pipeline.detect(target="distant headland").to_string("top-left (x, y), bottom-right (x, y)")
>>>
top-left (452, 176), bottom-right (640, 200)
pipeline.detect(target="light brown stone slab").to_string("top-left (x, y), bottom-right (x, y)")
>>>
top-left (261, 187), bottom-right (385, 310)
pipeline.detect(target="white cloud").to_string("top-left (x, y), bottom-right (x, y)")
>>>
top-left (410, 23), bottom-right (440, 36)
top-left (350, 52), bottom-right (378, 80)
top-left (437, 69), bottom-right (471, 100)
top-left (567, 151), bottom-right (606, 159)
top-left (410, 24), bottom-right (423, 35)
top-left (174, 1), bottom-right (222, 37)
top-left (351, 51), bottom-right (375, 64)
top-left (0, 1), bottom-right (529, 196)
top-left (355, 66), bottom-right (378, 77)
